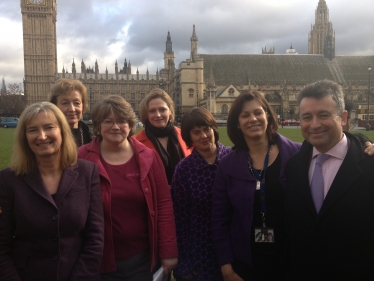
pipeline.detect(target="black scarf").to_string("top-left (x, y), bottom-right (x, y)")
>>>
top-left (145, 120), bottom-right (183, 184)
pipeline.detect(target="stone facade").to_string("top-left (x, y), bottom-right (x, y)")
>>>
top-left (169, 0), bottom-right (373, 123)
top-left (21, 0), bottom-right (57, 105)
top-left (21, 0), bottom-right (373, 124)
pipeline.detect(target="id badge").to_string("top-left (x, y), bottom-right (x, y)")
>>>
top-left (254, 227), bottom-right (274, 243)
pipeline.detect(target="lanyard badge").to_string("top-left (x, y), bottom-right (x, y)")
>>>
top-left (248, 144), bottom-right (275, 243)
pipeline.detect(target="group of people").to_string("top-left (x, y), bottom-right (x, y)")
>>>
top-left (1, 77), bottom-right (374, 281)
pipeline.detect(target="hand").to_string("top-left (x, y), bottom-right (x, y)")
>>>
top-left (221, 264), bottom-right (244, 281)
top-left (223, 271), bottom-right (243, 281)
top-left (161, 257), bottom-right (178, 276)
top-left (181, 269), bottom-right (198, 280)
top-left (364, 142), bottom-right (374, 155)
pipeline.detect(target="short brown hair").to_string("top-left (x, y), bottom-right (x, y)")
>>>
top-left (50, 78), bottom-right (88, 114)
top-left (181, 107), bottom-right (219, 148)
top-left (297, 79), bottom-right (345, 115)
top-left (227, 90), bottom-right (278, 150)
top-left (10, 102), bottom-right (77, 175)
top-left (138, 88), bottom-right (175, 124)
top-left (91, 95), bottom-right (137, 137)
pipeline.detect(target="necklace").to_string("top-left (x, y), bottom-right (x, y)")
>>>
top-left (247, 145), bottom-right (273, 190)
top-left (80, 127), bottom-right (84, 146)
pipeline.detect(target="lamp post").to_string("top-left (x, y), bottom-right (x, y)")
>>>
top-left (367, 65), bottom-right (372, 131)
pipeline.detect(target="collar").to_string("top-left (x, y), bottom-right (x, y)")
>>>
top-left (312, 133), bottom-right (348, 160)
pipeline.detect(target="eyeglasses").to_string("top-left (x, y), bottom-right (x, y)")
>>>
top-left (101, 119), bottom-right (128, 127)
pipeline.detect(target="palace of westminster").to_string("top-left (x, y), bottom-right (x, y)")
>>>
top-left (20, 0), bottom-right (374, 121)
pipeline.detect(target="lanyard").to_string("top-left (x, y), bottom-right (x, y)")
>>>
top-left (247, 144), bottom-right (272, 227)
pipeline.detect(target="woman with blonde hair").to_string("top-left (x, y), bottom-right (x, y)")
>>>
top-left (78, 95), bottom-right (178, 280)
top-left (50, 78), bottom-right (94, 146)
top-left (134, 88), bottom-right (191, 185)
top-left (0, 102), bottom-right (104, 280)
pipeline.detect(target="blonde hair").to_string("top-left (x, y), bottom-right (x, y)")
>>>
top-left (10, 102), bottom-right (78, 175)
top-left (50, 78), bottom-right (88, 114)
top-left (91, 95), bottom-right (137, 137)
top-left (138, 88), bottom-right (175, 124)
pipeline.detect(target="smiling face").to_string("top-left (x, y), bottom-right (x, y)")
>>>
top-left (100, 113), bottom-right (130, 146)
top-left (26, 111), bottom-right (62, 160)
top-left (238, 100), bottom-right (268, 142)
top-left (299, 95), bottom-right (347, 153)
top-left (56, 90), bottom-right (83, 128)
top-left (147, 98), bottom-right (171, 128)
top-left (190, 126), bottom-right (216, 153)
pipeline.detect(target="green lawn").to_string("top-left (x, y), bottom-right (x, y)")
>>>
top-left (1, 126), bottom-right (374, 170)
top-left (0, 128), bottom-right (16, 169)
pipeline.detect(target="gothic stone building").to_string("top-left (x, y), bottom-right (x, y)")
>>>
top-left (21, 0), bottom-right (374, 123)
top-left (170, 0), bottom-right (374, 123)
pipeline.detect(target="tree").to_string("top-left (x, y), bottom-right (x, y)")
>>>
top-left (7, 83), bottom-right (23, 95)
top-left (0, 83), bottom-right (27, 116)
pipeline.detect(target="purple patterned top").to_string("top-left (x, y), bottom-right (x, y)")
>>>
top-left (171, 142), bottom-right (232, 281)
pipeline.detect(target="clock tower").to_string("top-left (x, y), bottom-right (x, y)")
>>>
top-left (21, 0), bottom-right (57, 104)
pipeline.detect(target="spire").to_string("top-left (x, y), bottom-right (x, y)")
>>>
top-left (1, 77), bottom-right (6, 94)
top-left (190, 24), bottom-right (198, 61)
top-left (128, 61), bottom-right (131, 74)
top-left (72, 58), bottom-right (76, 74)
top-left (191, 24), bottom-right (198, 41)
top-left (166, 31), bottom-right (172, 54)
top-left (95, 59), bottom-right (99, 74)
top-left (81, 59), bottom-right (86, 73)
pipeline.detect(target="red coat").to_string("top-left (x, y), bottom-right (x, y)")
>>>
top-left (134, 126), bottom-right (191, 157)
top-left (78, 136), bottom-right (178, 273)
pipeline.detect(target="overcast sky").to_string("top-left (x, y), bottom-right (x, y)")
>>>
top-left (1, 0), bottom-right (373, 86)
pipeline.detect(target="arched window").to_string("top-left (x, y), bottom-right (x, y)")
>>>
top-left (221, 104), bottom-right (228, 114)
top-left (228, 88), bottom-right (234, 96)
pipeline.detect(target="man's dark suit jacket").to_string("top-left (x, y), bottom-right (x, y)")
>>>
top-left (0, 159), bottom-right (104, 281)
top-left (285, 132), bottom-right (374, 280)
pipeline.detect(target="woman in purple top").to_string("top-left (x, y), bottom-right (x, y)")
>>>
top-left (212, 91), bottom-right (301, 281)
top-left (171, 107), bottom-right (232, 281)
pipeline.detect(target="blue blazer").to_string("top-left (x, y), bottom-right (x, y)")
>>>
top-left (0, 159), bottom-right (104, 281)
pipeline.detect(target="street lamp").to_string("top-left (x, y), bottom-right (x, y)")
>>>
top-left (367, 65), bottom-right (372, 131)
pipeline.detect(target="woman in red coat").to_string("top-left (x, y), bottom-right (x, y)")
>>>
top-left (134, 88), bottom-right (191, 185)
top-left (78, 95), bottom-right (178, 280)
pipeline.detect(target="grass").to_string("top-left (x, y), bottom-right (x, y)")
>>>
top-left (1, 126), bottom-right (374, 170)
top-left (0, 128), bottom-right (16, 169)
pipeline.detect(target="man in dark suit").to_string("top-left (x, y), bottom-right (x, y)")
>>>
top-left (286, 79), bottom-right (374, 280)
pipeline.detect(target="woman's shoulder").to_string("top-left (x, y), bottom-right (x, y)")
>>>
top-left (0, 167), bottom-right (14, 179)
top-left (76, 158), bottom-right (97, 169)
top-left (133, 129), bottom-right (147, 140)
top-left (276, 133), bottom-right (301, 149)
top-left (217, 148), bottom-right (242, 165)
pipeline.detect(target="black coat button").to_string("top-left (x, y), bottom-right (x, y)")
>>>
top-left (52, 215), bottom-right (58, 221)
top-left (53, 235), bottom-right (59, 241)
top-left (53, 255), bottom-right (60, 261)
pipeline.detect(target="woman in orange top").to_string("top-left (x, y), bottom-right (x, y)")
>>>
top-left (134, 88), bottom-right (191, 185)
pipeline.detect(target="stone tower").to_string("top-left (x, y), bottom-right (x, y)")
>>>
top-left (308, 0), bottom-right (335, 59)
top-left (21, 0), bottom-right (57, 104)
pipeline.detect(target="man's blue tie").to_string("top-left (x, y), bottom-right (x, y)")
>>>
top-left (310, 154), bottom-right (330, 213)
